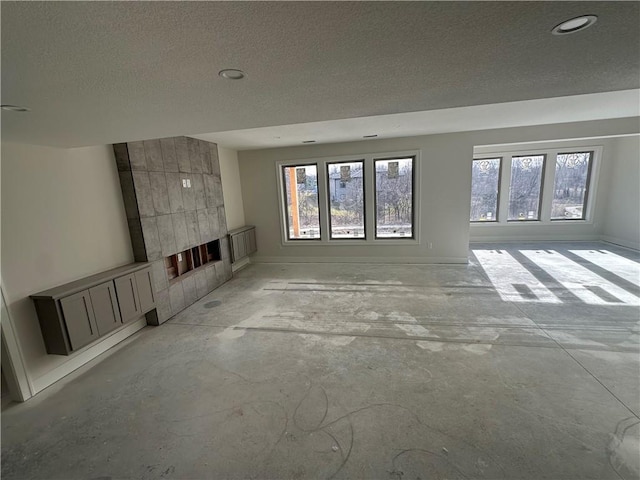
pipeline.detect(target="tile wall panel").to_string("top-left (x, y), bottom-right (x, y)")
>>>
top-left (114, 136), bottom-right (232, 325)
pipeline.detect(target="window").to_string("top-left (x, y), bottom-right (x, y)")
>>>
top-left (278, 151), bottom-right (419, 244)
top-left (282, 164), bottom-right (320, 240)
top-left (327, 161), bottom-right (365, 239)
top-left (508, 155), bottom-right (545, 221)
top-left (469, 145), bottom-right (601, 226)
top-left (375, 157), bottom-right (414, 238)
top-left (551, 152), bottom-right (593, 220)
top-left (470, 158), bottom-right (501, 222)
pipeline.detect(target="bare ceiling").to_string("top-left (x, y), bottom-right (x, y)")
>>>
top-left (2, 1), bottom-right (639, 148)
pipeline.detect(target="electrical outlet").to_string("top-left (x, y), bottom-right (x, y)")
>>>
top-left (428, 242), bottom-right (433, 249)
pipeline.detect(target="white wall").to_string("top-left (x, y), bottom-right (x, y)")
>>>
top-left (238, 117), bottom-right (639, 263)
top-left (240, 133), bottom-right (472, 263)
top-left (602, 135), bottom-right (640, 249)
top-left (218, 146), bottom-right (246, 231)
top-left (1, 142), bottom-right (133, 393)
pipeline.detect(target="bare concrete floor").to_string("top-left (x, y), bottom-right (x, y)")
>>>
top-left (2, 242), bottom-right (639, 479)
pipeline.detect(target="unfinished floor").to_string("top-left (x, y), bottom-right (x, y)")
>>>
top-left (2, 242), bottom-right (639, 480)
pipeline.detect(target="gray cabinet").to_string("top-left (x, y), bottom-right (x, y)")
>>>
top-left (60, 290), bottom-right (99, 351)
top-left (245, 228), bottom-right (257, 255)
top-left (89, 282), bottom-right (122, 336)
top-left (229, 226), bottom-right (257, 263)
top-left (115, 269), bottom-right (155, 322)
top-left (31, 263), bottom-right (155, 355)
top-left (115, 273), bottom-right (141, 322)
top-left (231, 233), bottom-right (247, 261)
top-left (135, 269), bottom-right (155, 314)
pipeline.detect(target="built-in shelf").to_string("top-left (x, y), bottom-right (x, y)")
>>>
top-left (166, 240), bottom-right (221, 282)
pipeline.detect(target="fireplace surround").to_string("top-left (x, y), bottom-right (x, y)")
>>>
top-left (113, 136), bottom-right (232, 324)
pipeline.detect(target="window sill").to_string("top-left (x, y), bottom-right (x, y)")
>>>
top-left (470, 220), bottom-right (593, 227)
top-left (281, 238), bottom-right (420, 247)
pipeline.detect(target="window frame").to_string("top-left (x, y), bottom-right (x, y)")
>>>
top-left (326, 159), bottom-right (367, 241)
top-left (549, 150), bottom-right (594, 222)
top-left (470, 145), bottom-right (602, 227)
top-left (281, 162), bottom-right (323, 242)
top-left (506, 153), bottom-right (547, 222)
top-left (373, 156), bottom-right (417, 240)
top-left (276, 150), bottom-right (421, 246)
top-left (470, 157), bottom-right (503, 223)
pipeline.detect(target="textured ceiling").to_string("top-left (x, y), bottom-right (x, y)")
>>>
top-left (193, 90), bottom-right (640, 150)
top-left (2, 1), bottom-right (639, 148)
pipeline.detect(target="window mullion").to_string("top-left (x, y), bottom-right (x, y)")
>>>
top-left (316, 160), bottom-right (330, 242)
top-left (364, 156), bottom-right (375, 241)
top-left (540, 151), bottom-right (557, 222)
top-left (498, 156), bottom-right (512, 223)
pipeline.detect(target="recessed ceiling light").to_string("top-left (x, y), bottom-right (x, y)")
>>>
top-left (1, 104), bottom-right (30, 112)
top-left (552, 15), bottom-right (597, 35)
top-left (218, 69), bottom-right (245, 80)
top-left (302, 140), bottom-right (316, 144)
top-left (363, 134), bottom-right (378, 138)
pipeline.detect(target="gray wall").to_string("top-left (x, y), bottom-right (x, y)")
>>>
top-left (114, 137), bottom-right (232, 323)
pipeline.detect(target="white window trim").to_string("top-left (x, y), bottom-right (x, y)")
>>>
top-left (275, 150), bottom-right (421, 246)
top-left (470, 145), bottom-right (602, 227)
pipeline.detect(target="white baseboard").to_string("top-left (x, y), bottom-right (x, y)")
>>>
top-left (251, 256), bottom-right (469, 265)
top-left (31, 318), bottom-right (147, 395)
top-left (600, 235), bottom-right (640, 251)
top-left (231, 256), bottom-right (251, 272)
top-left (469, 234), bottom-right (600, 243)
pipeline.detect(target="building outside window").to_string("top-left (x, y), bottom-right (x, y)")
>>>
top-left (327, 161), bottom-right (365, 239)
top-left (374, 157), bottom-right (414, 238)
top-left (278, 152), bottom-right (418, 244)
top-left (282, 164), bottom-right (320, 240)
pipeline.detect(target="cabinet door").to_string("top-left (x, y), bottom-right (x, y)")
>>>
top-left (135, 268), bottom-right (155, 314)
top-left (114, 273), bottom-right (141, 322)
top-left (245, 228), bottom-right (257, 255)
top-left (89, 282), bottom-right (122, 336)
top-left (231, 233), bottom-right (247, 262)
top-left (60, 290), bottom-right (99, 351)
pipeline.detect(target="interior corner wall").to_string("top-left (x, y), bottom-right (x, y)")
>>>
top-left (602, 135), bottom-right (640, 250)
top-left (237, 117), bottom-right (639, 263)
top-left (0, 141), bottom-right (133, 385)
top-left (218, 146), bottom-right (246, 231)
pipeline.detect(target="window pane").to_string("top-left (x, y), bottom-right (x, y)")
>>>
top-left (470, 158), bottom-right (500, 221)
top-left (375, 157), bottom-right (413, 238)
top-left (508, 155), bottom-right (545, 221)
top-left (327, 161), bottom-right (365, 238)
top-left (283, 165), bottom-right (320, 239)
top-left (551, 152), bottom-right (592, 220)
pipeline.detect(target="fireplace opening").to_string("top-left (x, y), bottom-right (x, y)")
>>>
top-left (165, 239), bottom-right (221, 282)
